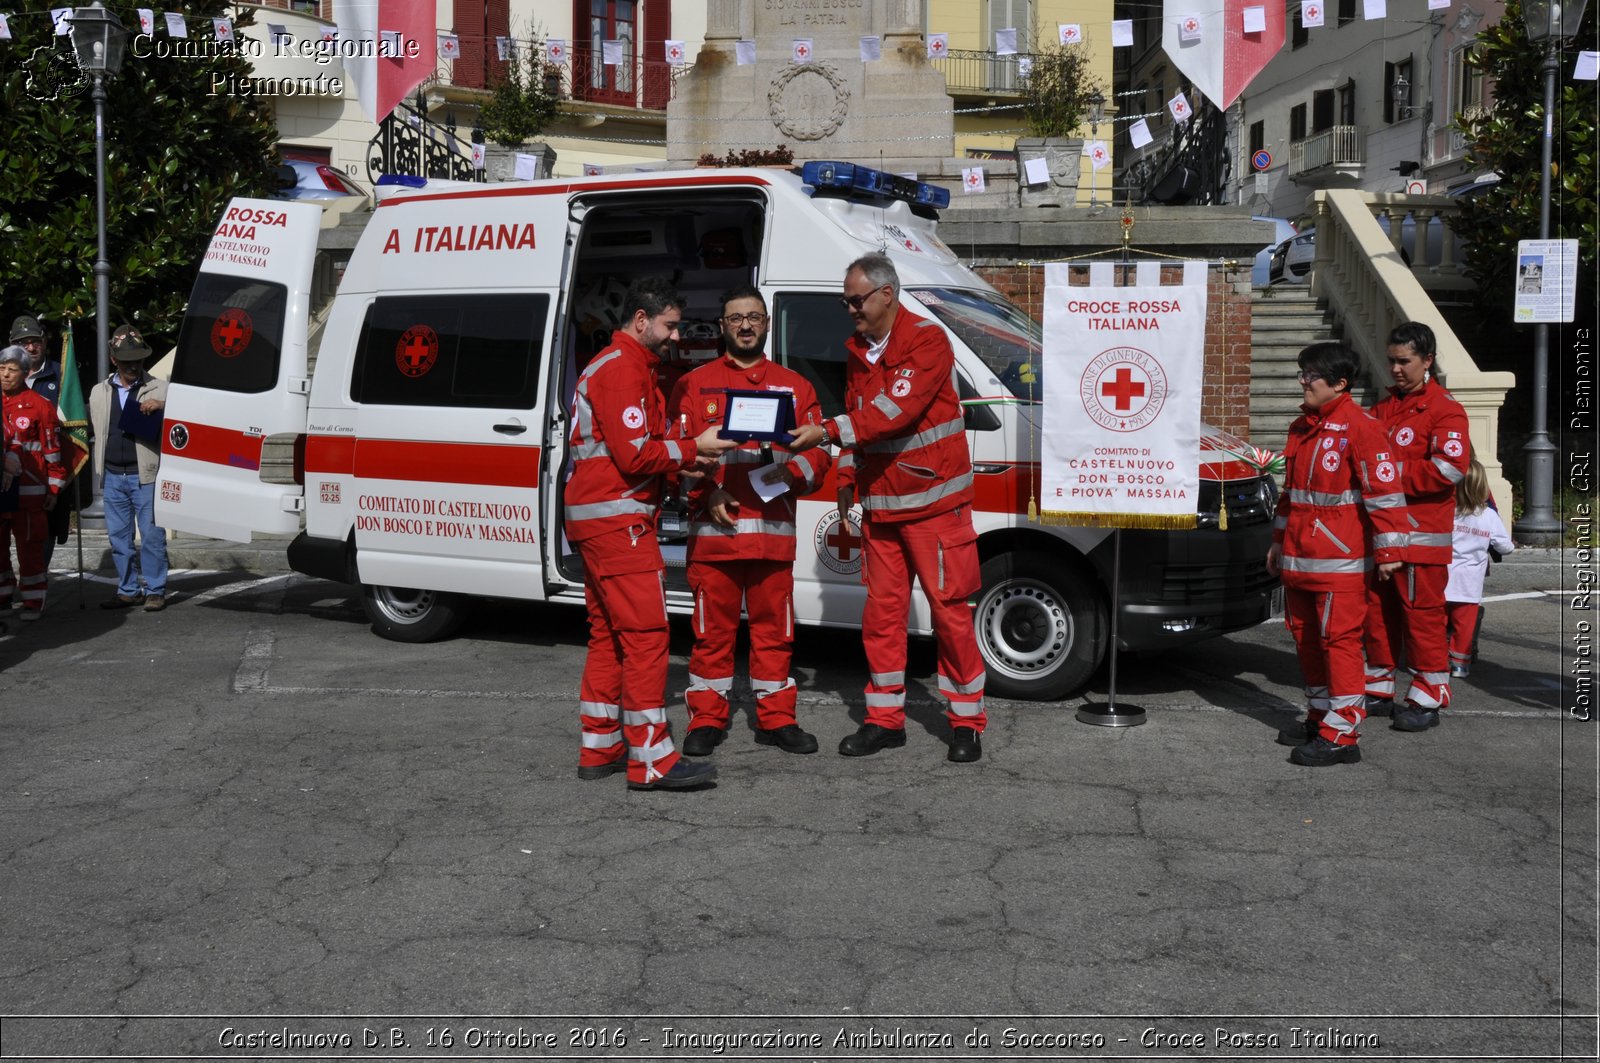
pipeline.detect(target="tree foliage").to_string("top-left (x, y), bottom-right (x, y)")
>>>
top-left (1020, 40), bottom-right (1102, 138)
top-left (1454, 0), bottom-right (1597, 307)
top-left (478, 46), bottom-right (562, 149)
top-left (0, 0), bottom-right (279, 342)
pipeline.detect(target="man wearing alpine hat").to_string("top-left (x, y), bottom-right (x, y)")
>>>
top-left (88, 325), bottom-right (170, 611)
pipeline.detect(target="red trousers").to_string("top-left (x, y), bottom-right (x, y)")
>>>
top-left (574, 533), bottom-right (680, 785)
top-left (1446, 600), bottom-right (1483, 672)
top-left (686, 558), bottom-right (797, 732)
top-left (1365, 563), bottom-right (1451, 711)
top-left (861, 507), bottom-right (987, 731)
top-left (0, 509), bottom-right (48, 612)
top-left (1284, 586), bottom-right (1368, 745)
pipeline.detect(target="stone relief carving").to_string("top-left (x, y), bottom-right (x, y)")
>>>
top-left (767, 62), bottom-right (851, 141)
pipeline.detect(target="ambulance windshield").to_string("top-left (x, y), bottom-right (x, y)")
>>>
top-left (909, 287), bottom-right (1042, 401)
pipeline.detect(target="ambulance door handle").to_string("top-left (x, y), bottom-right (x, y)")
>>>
top-left (493, 420), bottom-right (528, 435)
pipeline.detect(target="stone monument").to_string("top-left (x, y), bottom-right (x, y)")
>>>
top-left (667, 0), bottom-right (954, 172)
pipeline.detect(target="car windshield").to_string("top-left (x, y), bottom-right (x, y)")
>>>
top-left (909, 287), bottom-right (1043, 400)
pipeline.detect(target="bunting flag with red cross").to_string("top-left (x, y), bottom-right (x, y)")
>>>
top-left (1039, 262), bottom-right (1208, 529)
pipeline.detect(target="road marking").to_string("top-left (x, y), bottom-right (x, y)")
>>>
top-left (1482, 590), bottom-right (1559, 603)
top-left (186, 573), bottom-right (300, 608)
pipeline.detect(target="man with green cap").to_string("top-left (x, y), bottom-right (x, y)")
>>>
top-left (88, 325), bottom-right (169, 611)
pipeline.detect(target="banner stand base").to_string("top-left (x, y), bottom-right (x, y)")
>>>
top-left (1076, 702), bottom-right (1147, 727)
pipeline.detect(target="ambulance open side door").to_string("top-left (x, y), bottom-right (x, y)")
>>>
top-left (156, 199), bottom-right (323, 542)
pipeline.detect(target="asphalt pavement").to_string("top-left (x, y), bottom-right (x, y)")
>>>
top-left (0, 533), bottom-right (1593, 1062)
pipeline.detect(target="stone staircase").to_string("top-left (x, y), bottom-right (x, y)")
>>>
top-left (1248, 285), bottom-right (1342, 455)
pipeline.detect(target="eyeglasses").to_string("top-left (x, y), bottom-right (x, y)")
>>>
top-left (1297, 371), bottom-right (1325, 385)
top-left (839, 286), bottom-right (887, 311)
top-left (722, 312), bottom-right (768, 327)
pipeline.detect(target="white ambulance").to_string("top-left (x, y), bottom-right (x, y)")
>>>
top-left (156, 162), bottom-right (1279, 701)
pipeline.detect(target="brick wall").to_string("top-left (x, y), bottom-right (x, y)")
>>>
top-left (973, 261), bottom-right (1254, 439)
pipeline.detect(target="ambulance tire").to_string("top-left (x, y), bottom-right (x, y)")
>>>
top-left (975, 550), bottom-right (1107, 701)
top-left (360, 583), bottom-right (469, 642)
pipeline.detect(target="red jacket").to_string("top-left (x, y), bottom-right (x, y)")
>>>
top-left (826, 305), bottom-right (972, 524)
top-left (668, 354), bottom-right (831, 562)
top-left (1, 389), bottom-right (64, 511)
top-left (564, 331), bottom-right (697, 545)
top-left (1274, 392), bottom-right (1408, 591)
top-left (1369, 379), bottom-right (1469, 565)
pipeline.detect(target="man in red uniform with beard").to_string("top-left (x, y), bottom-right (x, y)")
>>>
top-left (669, 285), bottom-right (832, 757)
top-left (565, 278), bottom-right (736, 790)
top-left (791, 253), bottom-right (987, 763)
top-left (0, 345), bottom-right (65, 620)
top-left (1363, 322), bottom-right (1470, 733)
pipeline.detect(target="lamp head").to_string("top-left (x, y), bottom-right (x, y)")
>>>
top-left (69, 2), bottom-right (129, 76)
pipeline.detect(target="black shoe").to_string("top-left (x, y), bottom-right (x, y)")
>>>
top-left (1276, 718), bottom-right (1318, 747)
top-left (1449, 664), bottom-right (1470, 678)
top-left (1289, 736), bottom-right (1362, 767)
top-left (838, 723), bottom-right (907, 757)
top-left (682, 726), bottom-right (726, 757)
top-left (576, 760), bottom-right (626, 781)
top-left (1391, 704), bottom-right (1441, 732)
top-left (755, 724), bottom-right (819, 754)
top-left (947, 726), bottom-right (982, 763)
top-left (627, 758), bottom-right (719, 791)
top-left (1366, 698), bottom-right (1395, 718)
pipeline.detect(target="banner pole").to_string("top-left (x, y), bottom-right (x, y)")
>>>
top-left (1076, 527), bottom-right (1146, 726)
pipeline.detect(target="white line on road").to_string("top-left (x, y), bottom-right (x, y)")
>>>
top-left (187, 573), bottom-right (301, 608)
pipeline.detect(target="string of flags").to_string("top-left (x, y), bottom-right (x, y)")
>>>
top-left (1, 6), bottom-right (1593, 85)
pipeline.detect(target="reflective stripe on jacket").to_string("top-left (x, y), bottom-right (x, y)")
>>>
top-left (2, 389), bottom-right (65, 508)
top-left (564, 331), bottom-right (695, 544)
top-left (668, 353), bottom-right (832, 562)
top-left (831, 305), bottom-right (972, 524)
top-left (1273, 392), bottom-right (1408, 591)
top-left (1369, 379), bottom-right (1470, 565)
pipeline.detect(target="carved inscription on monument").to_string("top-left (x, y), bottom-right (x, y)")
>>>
top-left (767, 62), bottom-right (850, 140)
top-left (762, 0), bottom-right (865, 28)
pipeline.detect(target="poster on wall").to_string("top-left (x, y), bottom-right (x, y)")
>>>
top-left (1040, 263), bottom-right (1207, 528)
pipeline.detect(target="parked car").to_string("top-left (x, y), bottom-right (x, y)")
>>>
top-left (274, 160), bottom-right (368, 202)
top-left (1266, 175), bottom-right (1500, 285)
top-left (1252, 216), bottom-right (1299, 286)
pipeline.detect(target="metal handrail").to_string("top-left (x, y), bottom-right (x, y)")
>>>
top-left (367, 88), bottom-right (486, 186)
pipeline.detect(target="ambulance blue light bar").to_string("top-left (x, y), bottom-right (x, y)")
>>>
top-left (801, 161), bottom-right (951, 209)
top-left (376, 174), bottom-right (428, 188)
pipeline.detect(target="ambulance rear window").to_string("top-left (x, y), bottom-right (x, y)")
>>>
top-left (171, 274), bottom-right (288, 394)
top-left (351, 294), bottom-right (548, 409)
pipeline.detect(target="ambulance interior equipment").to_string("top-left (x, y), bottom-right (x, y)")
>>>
top-left (157, 164), bottom-right (1279, 702)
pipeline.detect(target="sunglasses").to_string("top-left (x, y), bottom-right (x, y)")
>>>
top-left (839, 286), bottom-right (886, 311)
top-left (1297, 371), bottom-right (1325, 385)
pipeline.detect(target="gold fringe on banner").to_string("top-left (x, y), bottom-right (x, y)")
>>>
top-left (1038, 511), bottom-right (1199, 530)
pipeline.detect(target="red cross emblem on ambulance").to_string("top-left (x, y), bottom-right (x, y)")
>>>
top-left (396, 325), bottom-right (439, 378)
top-left (211, 308), bottom-right (253, 358)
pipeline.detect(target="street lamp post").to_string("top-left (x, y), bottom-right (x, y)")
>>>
top-left (1516, 0), bottom-right (1588, 541)
top-left (1087, 89), bottom-right (1106, 212)
top-left (68, 2), bottom-right (129, 386)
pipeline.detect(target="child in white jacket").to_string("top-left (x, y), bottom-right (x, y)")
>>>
top-left (1446, 458), bottom-right (1515, 677)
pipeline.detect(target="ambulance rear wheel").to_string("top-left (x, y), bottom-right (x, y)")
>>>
top-left (975, 551), bottom-right (1107, 701)
top-left (360, 583), bottom-right (468, 642)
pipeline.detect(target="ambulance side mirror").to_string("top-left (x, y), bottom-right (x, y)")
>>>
top-left (957, 373), bottom-right (1000, 432)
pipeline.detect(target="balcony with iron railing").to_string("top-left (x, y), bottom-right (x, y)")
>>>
top-left (928, 49), bottom-right (1030, 99)
top-left (564, 44), bottom-right (682, 111)
top-left (1288, 125), bottom-right (1365, 181)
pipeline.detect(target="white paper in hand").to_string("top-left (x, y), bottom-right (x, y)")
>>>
top-left (748, 465), bottom-right (790, 502)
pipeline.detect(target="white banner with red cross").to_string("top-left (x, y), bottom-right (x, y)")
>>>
top-left (1040, 263), bottom-right (1206, 529)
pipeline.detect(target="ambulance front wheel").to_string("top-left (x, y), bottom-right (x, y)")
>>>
top-left (360, 583), bottom-right (469, 642)
top-left (974, 551), bottom-right (1107, 701)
